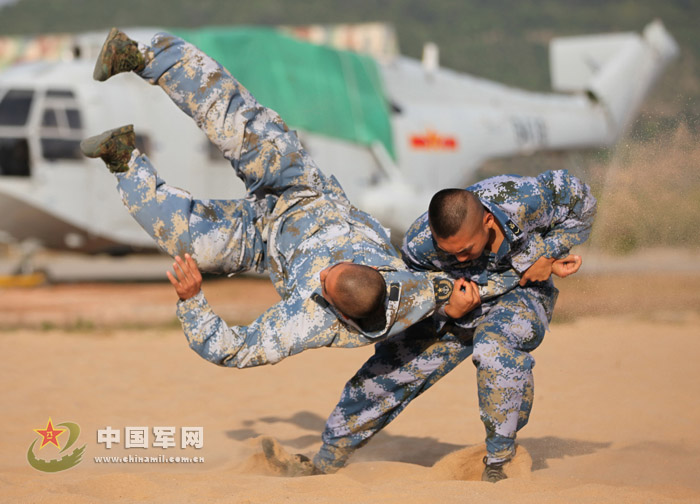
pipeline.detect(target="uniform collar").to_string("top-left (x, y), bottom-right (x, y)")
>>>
top-left (311, 275), bottom-right (401, 339)
top-left (479, 199), bottom-right (523, 261)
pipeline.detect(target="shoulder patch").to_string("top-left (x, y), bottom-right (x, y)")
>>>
top-left (389, 283), bottom-right (400, 302)
top-left (433, 278), bottom-right (453, 303)
top-left (505, 219), bottom-right (523, 237)
top-left (311, 293), bottom-right (330, 309)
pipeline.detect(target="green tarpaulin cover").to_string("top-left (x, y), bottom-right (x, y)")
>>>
top-left (172, 27), bottom-right (395, 158)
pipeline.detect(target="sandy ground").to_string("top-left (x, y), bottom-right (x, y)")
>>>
top-left (1, 266), bottom-right (700, 503)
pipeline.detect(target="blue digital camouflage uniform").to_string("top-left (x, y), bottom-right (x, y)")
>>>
top-left (112, 33), bottom-right (518, 368)
top-left (313, 170), bottom-right (597, 472)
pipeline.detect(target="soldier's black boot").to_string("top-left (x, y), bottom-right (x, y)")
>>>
top-left (261, 437), bottom-right (322, 477)
top-left (93, 27), bottom-right (145, 81)
top-left (481, 456), bottom-right (508, 483)
top-left (80, 125), bottom-right (136, 173)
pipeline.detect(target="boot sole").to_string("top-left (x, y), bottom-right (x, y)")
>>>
top-left (93, 27), bottom-right (122, 82)
top-left (80, 124), bottom-right (134, 158)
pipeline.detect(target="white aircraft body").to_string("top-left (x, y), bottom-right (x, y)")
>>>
top-left (0, 21), bottom-right (678, 255)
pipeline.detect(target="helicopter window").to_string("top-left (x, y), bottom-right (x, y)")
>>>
top-left (46, 89), bottom-right (75, 98)
top-left (39, 97), bottom-right (84, 160)
top-left (0, 137), bottom-right (30, 177)
top-left (0, 89), bottom-right (34, 126)
top-left (40, 138), bottom-right (82, 161)
top-left (66, 109), bottom-right (82, 129)
top-left (42, 109), bottom-right (59, 127)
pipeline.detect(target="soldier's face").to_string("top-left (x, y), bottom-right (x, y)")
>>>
top-left (435, 212), bottom-right (493, 262)
top-left (320, 262), bottom-right (353, 309)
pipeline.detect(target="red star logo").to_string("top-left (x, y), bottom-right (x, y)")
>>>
top-left (33, 418), bottom-right (66, 450)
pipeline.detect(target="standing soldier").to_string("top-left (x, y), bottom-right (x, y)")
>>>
top-left (273, 171), bottom-right (596, 482)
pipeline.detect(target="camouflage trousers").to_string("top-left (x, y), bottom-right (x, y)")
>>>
top-left (139, 32), bottom-right (326, 196)
top-left (116, 33), bottom-right (327, 273)
top-left (117, 149), bottom-right (268, 274)
top-left (313, 284), bottom-right (554, 471)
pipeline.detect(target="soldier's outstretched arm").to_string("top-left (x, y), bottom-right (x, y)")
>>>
top-left (173, 266), bottom-right (458, 367)
top-left (175, 288), bottom-right (356, 369)
top-left (477, 269), bottom-right (521, 302)
top-left (171, 255), bottom-right (364, 368)
top-left (117, 150), bottom-right (265, 274)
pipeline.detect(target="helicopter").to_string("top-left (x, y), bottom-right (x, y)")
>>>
top-left (0, 20), bottom-right (678, 257)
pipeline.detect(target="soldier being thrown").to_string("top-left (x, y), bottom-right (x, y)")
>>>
top-left (81, 29), bottom-right (519, 368)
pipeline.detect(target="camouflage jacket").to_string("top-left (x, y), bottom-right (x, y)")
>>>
top-left (402, 170), bottom-right (597, 325)
top-left (175, 173), bottom-right (459, 368)
top-left (174, 167), bottom-right (532, 367)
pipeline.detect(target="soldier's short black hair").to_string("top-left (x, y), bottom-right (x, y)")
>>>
top-left (428, 189), bottom-right (482, 238)
top-left (334, 264), bottom-right (386, 320)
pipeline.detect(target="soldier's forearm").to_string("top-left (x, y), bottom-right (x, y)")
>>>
top-left (176, 292), bottom-right (248, 367)
top-left (478, 270), bottom-right (520, 302)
